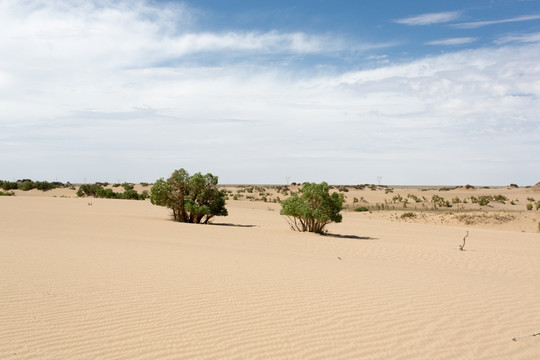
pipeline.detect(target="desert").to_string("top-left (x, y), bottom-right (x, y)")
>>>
top-left (1, 183), bottom-right (539, 359)
top-left (5, 1), bottom-right (540, 359)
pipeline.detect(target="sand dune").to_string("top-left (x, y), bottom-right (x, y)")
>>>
top-left (1, 194), bottom-right (539, 359)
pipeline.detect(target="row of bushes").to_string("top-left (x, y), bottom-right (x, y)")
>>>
top-left (77, 184), bottom-right (149, 200)
top-left (0, 180), bottom-right (70, 191)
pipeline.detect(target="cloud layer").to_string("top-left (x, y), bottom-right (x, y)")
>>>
top-left (426, 37), bottom-right (477, 46)
top-left (395, 11), bottom-right (461, 26)
top-left (1, 1), bottom-right (539, 185)
top-left (454, 14), bottom-right (540, 29)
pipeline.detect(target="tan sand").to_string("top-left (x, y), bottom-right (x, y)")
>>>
top-left (1, 191), bottom-right (539, 359)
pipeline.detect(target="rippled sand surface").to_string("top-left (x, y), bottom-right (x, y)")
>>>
top-left (1, 195), bottom-right (539, 359)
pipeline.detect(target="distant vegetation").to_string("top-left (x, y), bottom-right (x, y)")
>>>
top-left (0, 179), bottom-right (72, 192)
top-left (77, 183), bottom-right (149, 200)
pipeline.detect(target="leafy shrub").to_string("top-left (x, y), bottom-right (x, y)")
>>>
top-left (432, 195), bottom-right (451, 208)
top-left (0, 190), bottom-right (15, 196)
top-left (150, 169), bottom-right (228, 224)
top-left (280, 182), bottom-right (344, 234)
top-left (121, 189), bottom-right (140, 200)
top-left (34, 181), bottom-right (56, 191)
top-left (122, 183), bottom-right (134, 191)
top-left (492, 194), bottom-right (508, 203)
top-left (353, 206), bottom-right (369, 212)
top-left (478, 196), bottom-right (490, 206)
top-left (77, 184), bottom-right (101, 197)
top-left (19, 180), bottom-right (35, 191)
top-left (527, 203), bottom-right (533, 211)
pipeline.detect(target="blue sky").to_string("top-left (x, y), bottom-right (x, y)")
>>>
top-left (1, 0), bottom-right (539, 185)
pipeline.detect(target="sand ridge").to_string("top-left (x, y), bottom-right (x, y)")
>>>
top-left (1, 191), bottom-right (539, 359)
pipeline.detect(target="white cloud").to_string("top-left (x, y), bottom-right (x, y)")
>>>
top-left (1, 1), bottom-right (539, 184)
top-left (395, 11), bottom-right (461, 26)
top-left (426, 37), bottom-right (477, 46)
top-left (495, 32), bottom-right (540, 44)
top-left (454, 14), bottom-right (540, 29)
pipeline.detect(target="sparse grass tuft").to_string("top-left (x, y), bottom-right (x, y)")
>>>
top-left (401, 212), bottom-right (416, 219)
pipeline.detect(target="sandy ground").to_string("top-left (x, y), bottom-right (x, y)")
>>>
top-left (1, 187), bottom-right (540, 359)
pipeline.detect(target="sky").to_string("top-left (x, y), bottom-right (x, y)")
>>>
top-left (1, 0), bottom-right (539, 185)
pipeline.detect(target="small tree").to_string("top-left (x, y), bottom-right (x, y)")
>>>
top-left (280, 182), bottom-right (344, 234)
top-left (150, 169), bottom-right (228, 224)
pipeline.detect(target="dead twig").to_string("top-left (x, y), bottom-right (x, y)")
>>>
top-left (512, 332), bottom-right (540, 341)
top-left (459, 231), bottom-right (469, 251)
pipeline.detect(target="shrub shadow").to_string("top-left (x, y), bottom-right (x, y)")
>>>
top-left (324, 233), bottom-right (377, 240)
top-left (210, 223), bottom-right (257, 228)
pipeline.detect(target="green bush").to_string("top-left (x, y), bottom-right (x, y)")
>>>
top-left (478, 196), bottom-right (490, 206)
top-left (353, 206), bottom-right (369, 212)
top-left (0, 190), bottom-right (15, 196)
top-left (35, 181), bottom-right (56, 191)
top-left (280, 182), bottom-right (344, 234)
top-left (19, 180), bottom-right (35, 191)
top-left (150, 169), bottom-right (228, 224)
top-left (77, 184), bottom-right (101, 197)
top-left (121, 189), bottom-right (140, 200)
top-left (527, 203), bottom-right (533, 211)
top-left (122, 183), bottom-right (134, 191)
